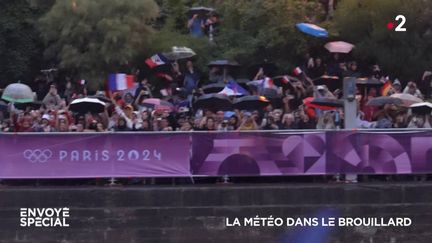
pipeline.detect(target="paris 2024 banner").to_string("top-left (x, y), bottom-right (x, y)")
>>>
top-left (0, 130), bottom-right (431, 178)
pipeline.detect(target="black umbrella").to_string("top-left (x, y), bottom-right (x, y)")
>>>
top-left (89, 94), bottom-right (111, 103)
top-left (366, 97), bottom-right (403, 106)
top-left (233, 96), bottom-right (270, 111)
top-left (260, 88), bottom-right (282, 108)
top-left (410, 102), bottom-right (432, 115)
top-left (356, 77), bottom-right (383, 86)
top-left (313, 75), bottom-right (341, 91)
top-left (69, 98), bottom-right (106, 114)
top-left (208, 60), bottom-right (241, 82)
top-left (202, 83), bottom-right (226, 94)
top-left (194, 94), bottom-right (232, 111)
top-left (188, 6), bottom-right (215, 17)
top-left (14, 101), bottom-right (43, 111)
top-left (311, 98), bottom-right (344, 108)
top-left (260, 88), bottom-right (280, 99)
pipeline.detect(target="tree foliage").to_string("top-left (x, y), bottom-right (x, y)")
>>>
top-left (152, 0), bottom-right (326, 76)
top-left (333, 0), bottom-right (432, 80)
top-left (3, 0), bottom-right (431, 88)
top-left (38, 0), bottom-right (159, 87)
top-left (215, 0), bottom-right (325, 72)
top-left (0, 0), bottom-right (53, 86)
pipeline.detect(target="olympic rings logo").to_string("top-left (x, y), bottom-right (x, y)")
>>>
top-left (23, 149), bottom-right (53, 163)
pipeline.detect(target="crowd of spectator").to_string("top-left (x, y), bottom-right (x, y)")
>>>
top-left (1, 52), bottom-right (431, 134)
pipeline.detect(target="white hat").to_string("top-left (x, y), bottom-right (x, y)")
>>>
top-left (42, 114), bottom-right (51, 121)
top-left (393, 79), bottom-right (401, 86)
top-left (317, 85), bottom-right (325, 90)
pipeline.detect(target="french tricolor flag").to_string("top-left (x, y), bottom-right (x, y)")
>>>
top-left (263, 77), bottom-right (274, 89)
top-left (145, 53), bottom-right (168, 69)
top-left (108, 73), bottom-right (135, 91)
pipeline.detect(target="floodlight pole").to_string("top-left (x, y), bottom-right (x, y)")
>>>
top-left (343, 77), bottom-right (358, 183)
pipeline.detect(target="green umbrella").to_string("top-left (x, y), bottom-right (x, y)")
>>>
top-left (1, 83), bottom-right (34, 103)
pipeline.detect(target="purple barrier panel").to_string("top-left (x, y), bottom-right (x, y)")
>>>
top-left (327, 130), bottom-right (432, 174)
top-left (2, 130), bottom-right (432, 178)
top-left (0, 133), bottom-right (191, 178)
top-left (191, 130), bottom-right (432, 176)
top-left (191, 131), bottom-right (327, 176)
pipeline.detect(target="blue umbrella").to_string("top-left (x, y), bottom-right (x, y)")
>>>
top-left (296, 23), bottom-right (328, 38)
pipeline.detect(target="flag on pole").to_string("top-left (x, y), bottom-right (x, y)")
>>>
top-left (248, 78), bottom-right (276, 90)
top-left (218, 80), bottom-right (249, 96)
top-left (293, 67), bottom-right (303, 76)
top-left (145, 53), bottom-right (168, 69)
top-left (108, 73), bottom-right (135, 91)
top-left (262, 77), bottom-right (275, 89)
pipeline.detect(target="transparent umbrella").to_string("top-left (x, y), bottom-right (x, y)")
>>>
top-left (1, 83), bottom-right (34, 103)
top-left (164, 46), bottom-right (196, 61)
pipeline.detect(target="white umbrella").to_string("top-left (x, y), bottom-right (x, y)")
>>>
top-left (391, 93), bottom-right (423, 107)
top-left (410, 102), bottom-right (432, 109)
top-left (410, 102), bottom-right (432, 115)
top-left (164, 46), bottom-right (196, 61)
top-left (1, 83), bottom-right (34, 103)
top-left (324, 41), bottom-right (355, 53)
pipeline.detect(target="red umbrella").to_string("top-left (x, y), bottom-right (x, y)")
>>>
top-left (303, 97), bottom-right (339, 111)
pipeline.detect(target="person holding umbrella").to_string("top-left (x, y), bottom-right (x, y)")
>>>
top-left (407, 114), bottom-right (431, 128)
top-left (134, 78), bottom-right (153, 107)
top-left (208, 60), bottom-right (239, 83)
top-left (42, 85), bottom-right (62, 110)
top-left (183, 60), bottom-right (201, 96)
top-left (407, 102), bottom-right (432, 128)
top-left (198, 116), bottom-right (217, 131)
top-left (204, 12), bottom-right (220, 41)
top-left (361, 87), bottom-right (379, 121)
top-left (343, 61), bottom-right (361, 78)
top-left (308, 57), bottom-right (326, 79)
top-left (188, 14), bottom-right (205, 37)
top-left (393, 110), bottom-right (409, 128)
